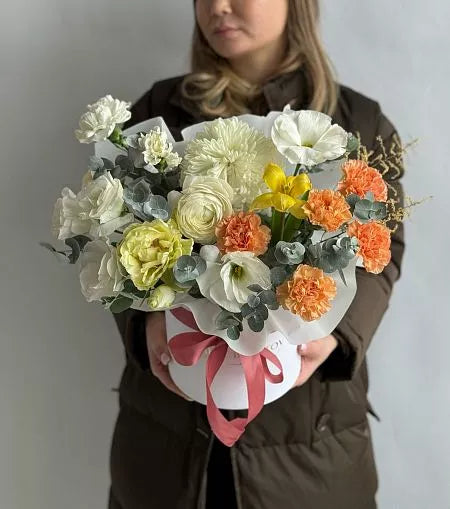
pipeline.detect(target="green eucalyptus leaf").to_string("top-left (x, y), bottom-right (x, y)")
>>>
top-left (338, 268), bottom-right (348, 287)
top-left (247, 284), bottom-right (264, 293)
top-left (248, 315), bottom-right (264, 333)
top-left (115, 154), bottom-right (135, 174)
top-left (109, 296), bottom-right (133, 314)
top-left (142, 195), bottom-right (169, 220)
top-left (247, 294), bottom-right (261, 308)
top-left (274, 241), bottom-right (305, 265)
top-left (259, 290), bottom-right (277, 307)
top-left (345, 193), bottom-right (360, 212)
top-left (122, 279), bottom-right (147, 298)
top-left (241, 303), bottom-right (254, 319)
top-left (101, 157), bottom-right (115, 170)
top-left (270, 266), bottom-right (288, 286)
top-left (346, 134), bottom-right (360, 154)
top-left (227, 325), bottom-right (241, 341)
top-left (254, 304), bottom-right (269, 321)
top-left (64, 237), bottom-right (81, 264)
top-left (173, 255), bottom-right (206, 284)
top-left (72, 235), bottom-right (91, 251)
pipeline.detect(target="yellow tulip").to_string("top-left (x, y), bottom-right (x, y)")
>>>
top-left (250, 163), bottom-right (312, 219)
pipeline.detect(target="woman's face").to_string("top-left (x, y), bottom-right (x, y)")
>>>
top-left (195, 0), bottom-right (289, 60)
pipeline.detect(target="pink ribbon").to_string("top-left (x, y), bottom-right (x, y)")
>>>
top-left (168, 308), bottom-right (284, 447)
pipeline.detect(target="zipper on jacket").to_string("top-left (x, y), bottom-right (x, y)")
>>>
top-left (228, 410), bottom-right (244, 509)
top-left (197, 431), bottom-right (215, 509)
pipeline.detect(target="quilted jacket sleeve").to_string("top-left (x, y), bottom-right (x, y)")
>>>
top-left (318, 105), bottom-right (406, 382)
top-left (111, 87), bottom-right (156, 371)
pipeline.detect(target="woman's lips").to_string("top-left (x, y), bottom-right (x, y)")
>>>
top-left (213, 27), bottom-right (240, 37)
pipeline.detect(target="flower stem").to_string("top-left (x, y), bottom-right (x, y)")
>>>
top-left (271, 209), bottom-right (283, 244)
top-left (293, 163), bottom-right (302, 176)
top-left (280, 212), bottom-right (286, 241)
top-left (282, 215), bottom-right (302, 242)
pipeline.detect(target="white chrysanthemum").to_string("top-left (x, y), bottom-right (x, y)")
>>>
top-left (75, 95), bottom-right (131, 144)
top-left (181, 118), bottom-right (278, 209)
top-left (272, 108), bottom-right (348, 167)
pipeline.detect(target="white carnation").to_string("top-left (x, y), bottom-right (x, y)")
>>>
top-left (181, 118), bottom-right (278, 209)
top-left (52, 187), bottom-right (91, 240)
top-left (52, 173), bottom-right (133, 241)
top-left (164, 150), bottom-right (182, 169)
top-left (271, 108), bottom-right (348, 167)
top-left (79, 239), bottom-right (125, 302)
top-left (77, 172), bottom-right (124, 224)
top-left (138, 127), bottom-right (182, 169)
top-left (197, 251), bottom-right (271, 313)
top-left (75, 95), bottom-right (131, 144)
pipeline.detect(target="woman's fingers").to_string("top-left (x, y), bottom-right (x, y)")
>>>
top-left (145, 311), bottom-right (170, 363)
top-left (145, 311), bottom-right (193, 402)
top-left (148, 349), bottom-right (193, 401)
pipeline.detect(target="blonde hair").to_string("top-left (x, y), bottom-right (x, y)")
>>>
top-left (181, 0), bottom-right (338, 118)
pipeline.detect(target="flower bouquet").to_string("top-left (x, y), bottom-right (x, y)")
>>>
top-left (43, 95), bottom-right (411, 445)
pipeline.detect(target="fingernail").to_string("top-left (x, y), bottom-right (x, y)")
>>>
top-left (160, 352), bottom-right (171, 366)
top-left (299, 343), bottom-right (307, 351)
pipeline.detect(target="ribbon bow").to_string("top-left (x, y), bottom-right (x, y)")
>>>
top-left (168, 308), bottom-right (284, 447)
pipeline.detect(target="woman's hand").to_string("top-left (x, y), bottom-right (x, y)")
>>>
top-left (145, 311), bottom-right (193, 401)
top-left (292, 334), bottom-right (339, 387)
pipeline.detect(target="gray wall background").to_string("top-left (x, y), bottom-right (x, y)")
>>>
top-left (1, 1), bottom-right (448, 508)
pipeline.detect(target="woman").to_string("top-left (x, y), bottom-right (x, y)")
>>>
top-left (108, 1), bottom-right (405, 508)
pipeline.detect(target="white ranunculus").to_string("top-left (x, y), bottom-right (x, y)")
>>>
top-left (75, 95), bottom-right (131, 144)
top-left (52, 187), bottom-right (92, 240)
top-left (181, 117), bottom-right (278, 209)
top-left (271, 108), bottom-right (348, 167)
top-left (197, 251), bottom-right (271, 312)
top-left (79, 239), bottom-right (125, 302)
top-left (174, 176), bottom-right (234, 244)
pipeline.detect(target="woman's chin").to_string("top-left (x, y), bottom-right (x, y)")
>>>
top-left (211, 43), bottom-right (254, 61)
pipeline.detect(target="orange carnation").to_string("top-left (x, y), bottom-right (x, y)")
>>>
top-left (276, 264), bottom-right (337, 322)
top-left (215, 211), bottom-right (271, 256)
top-left (337, 160), bottom-right (388, 202)
top-left (347, 220), bottom-right (391, 274)
top-left (302, 189), bottom-right (352, 232)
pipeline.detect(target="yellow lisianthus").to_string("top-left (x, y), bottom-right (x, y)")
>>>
top-left (249, 163), bottom-right (312, 219)
top-left (118, 219), bottom-right (193, 290)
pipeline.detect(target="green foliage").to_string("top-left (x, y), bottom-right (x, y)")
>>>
top-left (274, 241), bottom-right (305, 265)
top-left (173, 255), bottom-right (207, 285)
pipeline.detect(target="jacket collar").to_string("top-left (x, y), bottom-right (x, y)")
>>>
top-left (168, 67), bottom-right (312, 120)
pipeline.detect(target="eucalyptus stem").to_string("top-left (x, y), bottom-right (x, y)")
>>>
top-left (317, 230), bottom-right (346, 244)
